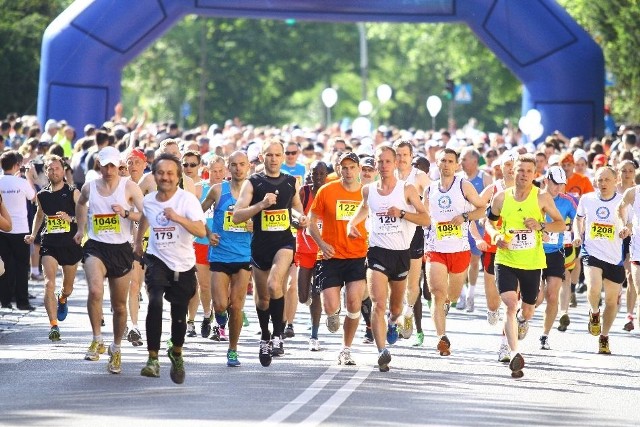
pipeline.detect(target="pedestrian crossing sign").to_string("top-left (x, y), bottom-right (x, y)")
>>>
top-left (454, 84), bottom-right (472, 104)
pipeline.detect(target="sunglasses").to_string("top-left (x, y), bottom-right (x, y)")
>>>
top-left (182, 162), bottom-right (198, 168)
top-left (285, 151), bottom-right (298, 156)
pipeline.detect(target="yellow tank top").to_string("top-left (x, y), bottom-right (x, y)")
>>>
top-left (495, 186), bottom-right (546, 269)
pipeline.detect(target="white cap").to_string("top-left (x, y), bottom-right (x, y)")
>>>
top-left (500, 151), bottom-right (518, 166)
top-left (548, 154), bottom-right (560, 166)
top-left (573, 148), bottom-right (588, 163)
top-left (546, 165), bottom-right (567, 184)
top-left (247, 143), bottom-right (261, 162)
top-left (97, 146), bottom-right (121, 167)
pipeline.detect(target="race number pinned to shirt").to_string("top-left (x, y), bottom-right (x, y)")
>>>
top-left (46, 215), bottom-right (70, 234)
top-left (153, 226), bottom-right (178, 248)
top-left (92, 213), bottom-right (121, 235)
top-left (546, 232), bottom-right (560, 245)
top-left (261, 209), bottom-right (290, 231)
top-left (590, 222), bottom-right (614, 241)
top-left (506, 229), bottom-right (535, 250)
top-left (223, 210), bottom-right (248, 232)
top-left (435, 222), bottom-right (462, 240)
top-left (373, 212), bottom-right (399, 234)
top-left (335, 200), bottom-right (359, 221)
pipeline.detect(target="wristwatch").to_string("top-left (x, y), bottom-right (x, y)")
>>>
top-left (539, 221), bottom-right (546, 231)
top-left (124, 210), bottom-right (130, 218)
top-left (400, 210), bottom-right (406, 219)
top-left (462, 212), bottom-right (469, 222)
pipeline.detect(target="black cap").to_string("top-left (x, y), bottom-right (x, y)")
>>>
top-left (361, 156), bottom-right (375, 169)
top-left (338, 152), bottom-right (360, 165)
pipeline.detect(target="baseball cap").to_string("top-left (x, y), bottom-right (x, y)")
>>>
top-left (97, 146), bottom-right (122, 166)
top-left (573, 149), bottom-right (588, 163)
top-left (500, 151), bottom-right (518, 166)
top-left (44, 119), bottom-right (59, 132)
top-left (548, 154), bottom-right (560, 166)
top-left (593, 154), bottom-right (608, 166)
top-left (361, 156), bottom-right (375, 169)
top-left (339, 152), bottom-right (359, 165)
top-left (546, 166), bottom-right (567, 184)
top-left (559, 152), bottom-right (575, 164)
top-left (126, 148), bottom-right (146, 163)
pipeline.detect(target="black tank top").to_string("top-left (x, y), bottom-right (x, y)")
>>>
top-left (37, 183), bottom-right (78, 247)
top-left (248, 172), bottom-right (297, 249)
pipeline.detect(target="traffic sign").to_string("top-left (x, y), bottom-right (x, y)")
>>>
top-left (454, 83), bottom-right (472, 104)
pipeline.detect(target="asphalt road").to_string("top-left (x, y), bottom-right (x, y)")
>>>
top-left (1, 269), bottom-right (639, 427)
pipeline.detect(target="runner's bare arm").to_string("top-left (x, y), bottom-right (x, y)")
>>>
top-left (0, 198), bottom-right (11, 231)
top-left (201, 183), bottom-right (221, 212)
top-left (533, 192), bottom-right (564, 233)
top-left (291, 181), bottom-right (308, 228)
top-left (485, 190), bottom-right (506, 247)
top-left (24, 195), bottom-right (44, 244)
top-left (232, 179), bottom-right (266, 224)
top-left (388, 183), bottom-right (429, 226)
top-left (133, 214), bottom-right (149, 257)
top-left (73, 184), bottom-right (90, 244)
top-left (346, 186), bottom-right (370, 238)
top-left (617, 186), bottom-right (635, 238)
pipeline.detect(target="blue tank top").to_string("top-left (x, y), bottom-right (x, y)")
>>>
top-left (543, 193), bottom-right (577, 253)
top-left (208, 180), bottom-right (252, 263)
top-left (194, 182), bottom-right (212, 245)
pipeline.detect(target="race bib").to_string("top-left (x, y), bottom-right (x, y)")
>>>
top-left (223, 210), bottom-right (248, 233)
top-left (373, 212), bottom-right (399, 234)
top-left (92, 213), bottom-right (121, 235)
top-left (336, 200), bottom-right (359, 221)
top-left (261, 209), bottom-right (290, 231)
top-left (153, 226), bottom-right (178, 248)
top-left (546, 232), bottom-right (560, 245)
top-left (46, 215), bottom-right (70, 234)
top-left (435, 222), bottom-right (462, 240)
top-left (506, 229), bottom-right (535, 250)
top-left (590, 222), bottom-right (614, 241)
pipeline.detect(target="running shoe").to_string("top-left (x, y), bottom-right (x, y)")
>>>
top-left (465, 296), bottom-right (475, 313)
top-left (56, 294), bottom-right (68, 321)
top-left (557, 313), bottom-right (570, 332)
top-left (362, 328), bottom-right (374, 344)
top-left (517, 310), bottom-right (529, 340)
top-left (259, 340), bottom-right (272, 367)
top-left (588, 311), bottom-right (601, 336)
top-left (101, 318), bottom-right (105, 327)
top-left (487, 310), bottom-right (500, 326)
top-left (219, 326), bottom-right (228, 342)
top-left (576, 282), bottom-right (587, 293)
top-left (326, 312), bottom-right (341, 333)
top-left (338, 348), bottom-right (356, 366)
top-left (201, 315), bottom-right (212, 338)
top-left (498, 343), bottom-right (510, 363)
top-left (167, 347), bottom-right (185, 384)
top-left (271, 336), bottom-right (284, 356)
top-left (455, 294), bottom-right (466, 310)
top-left (140, 358), bottom-right (160, 378)
top-left (84, 340), bottom-right (106, 361)
top-left (30, 272), bottom-right (44, 281)
top-left (242, 311), bottom-right (249, 327)
top-left (401, 314), bottom-right (414, 339)
top-left (107, 344), bottom-right (121, 374)
top-left (539, 335), bottom-right (550, 350)
top-left (598, 335), bottom-right (611, 355)
top-left (623, 318), bottom-right (635, 332)
top-left (186, 321), bottom-right (196, 338)
top-left (377, 348), bottom-right (391, 372)
top-left (412, 331), bottom-right (424, 347)
top-left (127, 327), bottom-right (144, 347)
top-left (437, 335), bottom-right (451, 356)
top-left (210, 325), bottom-right (221, 341)
top-left (509, 353), bottom-right (525, 378)
top-left (284, 324), bottom-right (295, 339)
top-left (444, 299), bottom-right (451, 317)
top-left (227, 349), bottom-right (241, 367)
top-left (48, 326), bottom-right (61, 342)
top-left (309, 338), bottom-right (320, 351)
top-left (386, 323), bottom-right (399, 345)
top-left (569, 292), bottom-right (577, 308)
top-left (122, 326), bottom-right (129, 340)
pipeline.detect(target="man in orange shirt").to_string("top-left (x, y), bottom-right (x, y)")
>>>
top-left (561, 153), bottom-right (594, 199)
top-left (308, 152), bottom-right (368, 366)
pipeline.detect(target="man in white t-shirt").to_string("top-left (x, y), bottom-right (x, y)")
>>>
top-left (134, 153), bottom-right (206, 384)
top-left (0, 151), bottom-right (36, 310)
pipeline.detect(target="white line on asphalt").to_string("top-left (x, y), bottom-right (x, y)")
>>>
top-left (300, 366), bottom-right (372, 426)
top-left (261, 365), bottom-right (341, 425)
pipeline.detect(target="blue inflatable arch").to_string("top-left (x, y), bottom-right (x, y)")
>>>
top-left (38, 0), bottom-right (604, 139)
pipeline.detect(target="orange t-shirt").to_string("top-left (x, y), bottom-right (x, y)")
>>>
top-left (310, 180), bottom-right (368, 259)
top-left (565, 172), bottom-right (594, 199)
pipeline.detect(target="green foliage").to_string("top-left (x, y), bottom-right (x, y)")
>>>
top-left (560, 0), bottom-right (640, 124)
top-left (0, 0), bottom-right (65, 116)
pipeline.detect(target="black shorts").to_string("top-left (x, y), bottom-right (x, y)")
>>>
top-left (542, 250), bottom-right (565, 280)
top-left (623, 236), bottom-right (631, 258)
top-left (409, 226), bottom-right (425, 259)
top-left (367, 246), bottom-right (410, 281)
top-left (315, 258), bottom-right (366, 290)
top-left (251, 242), bottom-right (295, 271)
top-left (482, 251), bottom-right (496, 276)
top-left (582, 255), bottom-right (626, 284)
top-left (82, 239), bottom-right (134, 279)
top-left (209, 261), bottom-right (251, 276)
top-left (144, 254), bottom-right (196, 305)
top-left (40, 244), bottom-right (83, 266)
top-left (495, 264), bottom-right (541, 305)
